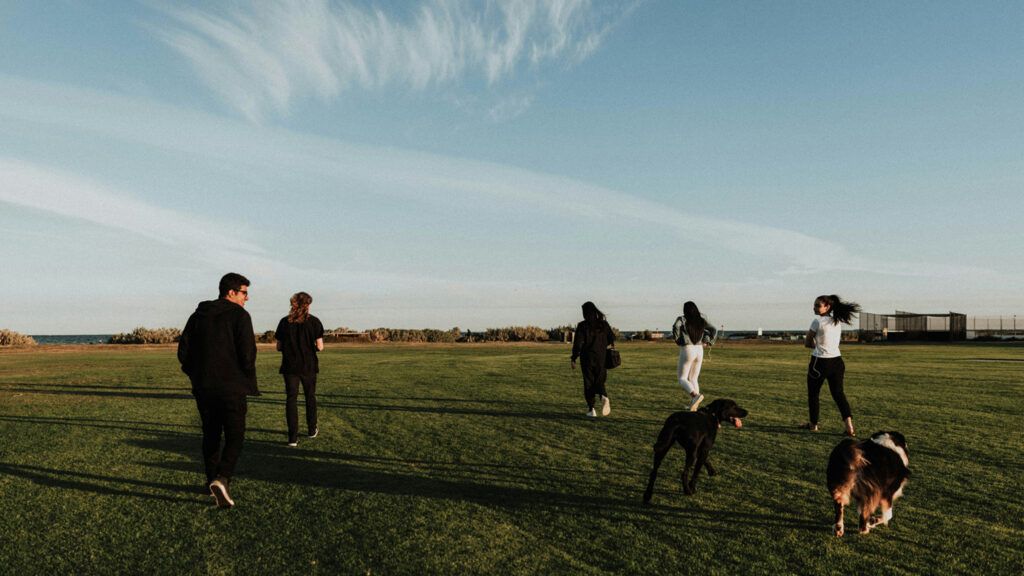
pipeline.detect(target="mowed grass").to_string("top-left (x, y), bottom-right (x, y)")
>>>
top-left (0, 342), bottom-right (1021, 575)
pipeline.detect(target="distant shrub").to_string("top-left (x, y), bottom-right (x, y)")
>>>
top-left (560, 324), bottom-right (622, 342)
top-left (257, 330), bottom-right (276, 343)
top-left (366, 327), bottom-right (461, 343)
top-left (107, 327), bottom-right (181, 344)
top-left (547, 325), bottom-right (574, 342)
top-left (0, 329), bottom-right (36, 346)
top-left (323, 327), bottom-right (371, 343)
top-left (480, 326), bottom-right (549, 342)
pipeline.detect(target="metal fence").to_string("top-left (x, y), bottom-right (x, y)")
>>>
top-left (966, 315), bottom-right (1023, 337)
top-left (860, 311), bottom-right (967, 341)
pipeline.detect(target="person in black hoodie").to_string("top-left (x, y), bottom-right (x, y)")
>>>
top-left (570, 301), bottom-right (616, 418)
top-left (178, 272), bottom-right (259, 508)
top-left (274, 291), bottom-right (324, 447)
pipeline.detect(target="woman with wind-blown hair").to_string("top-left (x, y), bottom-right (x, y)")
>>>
top-left (672, 301), bottom-right (717, 411)
top-left (801, 294), bottom-right (861, 437)
top-left (275, 291), bottom-right (325, 446)
top-left (571, 301), bottom-right (616, 418)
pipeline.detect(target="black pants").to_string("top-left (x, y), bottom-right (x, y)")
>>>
top-left (284, 373), bottom-right (318, 442)
top-left (581, 360), bottom-right (608, 409)
top-left (194, 392), bottom-right (248, 483)
top-left (807, 356), bottom-right (852, 423)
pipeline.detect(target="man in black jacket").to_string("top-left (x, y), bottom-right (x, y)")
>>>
top-left (178, 272), bottom-right (259, 508)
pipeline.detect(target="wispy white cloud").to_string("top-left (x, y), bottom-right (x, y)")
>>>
top-left (151, 0), bottom-right (634, 121)
top-left (0, 74), bottom-right (999, 286)
top-left (0, 157), bottom-right (265, 257)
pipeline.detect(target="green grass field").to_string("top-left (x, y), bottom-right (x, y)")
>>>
top-left (0, 342), bottom-right (1021, 575)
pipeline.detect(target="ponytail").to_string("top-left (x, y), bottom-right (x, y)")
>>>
top-left (819, 294), bottom-right (860, 325)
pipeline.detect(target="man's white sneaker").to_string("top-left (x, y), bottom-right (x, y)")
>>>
top-left (601, 396), bottom-right (611, 416)
top-left (688, 393), bottom-right (705, 412)
top-left (585, 408), bottom-right (597, 418)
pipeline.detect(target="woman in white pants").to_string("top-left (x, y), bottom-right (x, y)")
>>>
top-left (673, 301), bottom-right (717, 411)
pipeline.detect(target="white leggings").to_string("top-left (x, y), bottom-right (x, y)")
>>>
top-left (677, 344), bottom-right (704, 396)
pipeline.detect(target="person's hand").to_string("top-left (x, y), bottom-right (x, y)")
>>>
top-left (570, 359), bottom-right (576, 370)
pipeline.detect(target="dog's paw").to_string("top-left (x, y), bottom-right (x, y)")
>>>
top-left (834, 523), bottom-right (844, 537)
top-left (867, 515), bottom-right (888, 529)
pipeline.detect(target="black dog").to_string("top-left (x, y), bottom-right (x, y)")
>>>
top-left (827, 431), bottom-right (910, 536)
top-left (643, 399), bottom-right (748, 502)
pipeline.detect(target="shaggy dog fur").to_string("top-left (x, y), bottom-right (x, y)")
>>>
top-left (826, 431), bottom-right (910, 536)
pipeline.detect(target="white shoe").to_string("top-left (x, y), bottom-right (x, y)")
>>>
top-left (209, 478), bottom-right (234, 508)
top-left (601, 396), bottom-right (611, 416)
top-left (688, 394), bottom-right (705, 412)
top-left (585, 408), bottom-right (597, 418)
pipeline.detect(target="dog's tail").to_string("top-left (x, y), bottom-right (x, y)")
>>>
top-left (827, 439), bottom-right (868, 502)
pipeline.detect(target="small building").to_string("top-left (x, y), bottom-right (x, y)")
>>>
top-left (860, 310), bottom-right (967, 342)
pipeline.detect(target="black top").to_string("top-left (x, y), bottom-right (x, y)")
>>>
top-left (571, 319), bottom-right (616, 366)
top-left (178, 298), bottom-right (259, 397)
top-left (275, 315), bottom-right (324, 375)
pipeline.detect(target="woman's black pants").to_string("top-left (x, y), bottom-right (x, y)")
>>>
top-left (284, 373), bottom-right (318, 442)
top-left (806, 356), bottom-right (852, 423)
top-left (581, 362), bottom-right (608, 409)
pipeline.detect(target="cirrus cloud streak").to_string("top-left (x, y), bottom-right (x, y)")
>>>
top-left (152, 0), bottom-right (635, 121)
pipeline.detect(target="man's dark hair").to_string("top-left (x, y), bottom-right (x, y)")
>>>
top-left (219, 273), bottom-right (251, 298)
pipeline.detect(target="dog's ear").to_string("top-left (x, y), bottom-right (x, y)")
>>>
top-left (703, 399), bottom-right (724, 413)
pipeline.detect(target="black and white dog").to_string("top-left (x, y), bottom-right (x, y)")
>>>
top-left (827, 431), bottom-right (911, 536)
top-left (642, 399), bottom-right (747, 503)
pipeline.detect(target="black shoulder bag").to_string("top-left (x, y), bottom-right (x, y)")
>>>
top-left (605, 343), bottom-right (621, 369)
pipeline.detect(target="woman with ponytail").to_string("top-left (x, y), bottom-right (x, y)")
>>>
top-left (672, 301), bottom-right (718, 411)
top-left (570, 301), bottom-right (616, 418)
top-left (801, 294), bottom-right (860, 436)
top-left (275, 292), bottom-right (325, 446)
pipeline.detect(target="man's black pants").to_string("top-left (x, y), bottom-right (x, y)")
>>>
top-left (283, 373), bottom-right (318, 442)
top-left (194, 392), bottom-right (248, 482)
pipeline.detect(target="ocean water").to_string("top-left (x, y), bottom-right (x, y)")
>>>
top-left (31, 335), bottom-right (113, 345)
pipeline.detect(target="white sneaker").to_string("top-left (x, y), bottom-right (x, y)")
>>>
top-left (209, 478), bottom-right (234, 508)
top-left (585, 408), bottom-right (597, 418)
top-left (688, 393), bottom-right (705, 412)
top-left (601, 396), bottom-right (611, 416)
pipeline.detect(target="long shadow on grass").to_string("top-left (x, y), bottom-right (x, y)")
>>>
top-left (742, 423), bottom-right (827, 437)
top-left (129, 432), bottom-right (821, 532)
top-left (249, 397), bottom-right (661, 425)
top-left (0, 382), bottom-right (188, 392)
top-left (0, 414), bottom-right (279, 437)
top-left (0, 462), bottom-right (200, 504)
top-left (0, 384), bottom-right (191, 400)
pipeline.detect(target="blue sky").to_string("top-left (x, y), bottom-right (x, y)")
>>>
top-left (1, 0), bottom-right (1021, 333)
